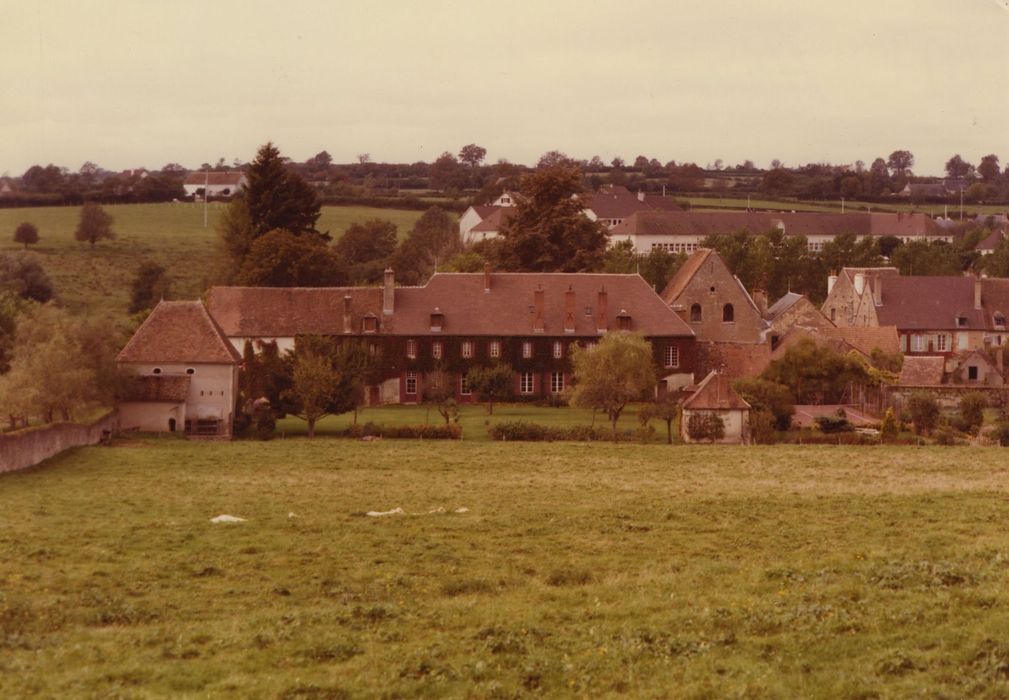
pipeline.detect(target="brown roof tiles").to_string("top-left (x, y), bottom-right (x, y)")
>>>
top-left (682, 371), bottom-right (750, 410)
top-left (206, 287), bottom-right (383, 337)
top-left (117, 301), bottom-right (241, 364)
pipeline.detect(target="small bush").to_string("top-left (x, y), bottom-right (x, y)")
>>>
top-left (958, 392), bottom-right (988, 435)
top-left (934, 426), bottom-right (959, 446)
top-left (344, 423), bottom-right (462, 440)
top-left (907, 392), bottom-right (940, 435)
top-left (488, 421), bottom-right (615, 442)
top-left (880, 408), bottom-right (899, 443)
top-left (815, 415), bottom-right (853, 434)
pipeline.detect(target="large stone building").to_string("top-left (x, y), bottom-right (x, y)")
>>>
top-left (204, 267), bottom-right (697, 406)
top-left (117, 301), bottom-right (241, 436)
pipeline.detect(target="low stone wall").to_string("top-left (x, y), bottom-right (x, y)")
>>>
top-left (0, 411), bottom-right (118, 474)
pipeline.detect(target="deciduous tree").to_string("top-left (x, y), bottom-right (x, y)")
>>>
top-left (638, 396), bottom-right (679, 444)
top-left (887, 150), bottom-right (914, 177)
top-left (237, 229), bottom-right (347, 287)
top-left (458, 144), bottom-right (487, 169)
top-left (286, 351), bottom-right (340, 438)
top-left (0, 252), bottom-right (54, 303)
top-left (13, 222), bottom-right (38, 249)
top-left (978, 154), bottom-right (1001, 182)
top-left (74, 202), bottom-right (115, 247)
top-left (335, 219), bottom-right (398, 284)
top-left (569, 332), bottom-right (656, 438)
top-left (129, 261), bottom-right (170, 314)
top-left (467, 363), bottom-right (514, 414)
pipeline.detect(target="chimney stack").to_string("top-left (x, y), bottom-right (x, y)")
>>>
top-left (342, 294), bottom-right (353, 334)
top-left (637, 190), bottom-right (645, 202)
top-left (872, 274), bottom-right (883, 306)
top-left (564, 286), bottom-right (576, 333)
top-left (483, 262), bottom-right (491, 292)
top-left (533, 286), bottom-right (545, 332)
top-left (383, 268), bottom-right (395, 315)
top-left (975, 275), bottom-right (982, 311)
top-left (597, 287), bottom-right (608, 332)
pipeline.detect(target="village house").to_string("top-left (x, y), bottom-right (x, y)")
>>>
top-left (204, 267), bottom-right (697, 406)
top-left (579, 184), bottom-right (681, 229)
top-left (680, 370), bottom-right (751, 444)
top-left (182, 171), bottom-right (248, 199)
top-left (609, 210), bottom-right (951, 255)
top-left (116, 301), bottom-right (241, 437)
top-left (457, 191), bottom-right (519, 244)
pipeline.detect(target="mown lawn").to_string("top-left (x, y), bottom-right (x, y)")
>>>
top-left (275, 402), bottom-right (665, 442)
top-left (4, 439), bottom-right (1009, 698)
top-left (680, 195), bottom-right (1006, 217)
top-left (0, 203), bottom-right (433, 318)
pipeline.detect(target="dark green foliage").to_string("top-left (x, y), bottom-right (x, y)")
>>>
top-left (638, 397), bottom-right (679, 444)
top-left (13, 222), bottom-right (38, 249)
top-left (748, 408), bottom-right (777, 444)
top-left (128, 261), bottom-right (169, 314)
top-left (733, 378), bottom-right (793, 430)
top-left (762, 338), bottom-right (869, 404)
top-left (957, 392), bottom-right (988, 435)
top-left (880, 408), bottom-right (899, 443)
top-left (0, 252), bottom-right (54, 303)
top-left (488, 421), bottom-right (616, 442)
top-left (74, 202), bottom-right (115, 247)
top-left (237, 230), bottom-right (347, 287)
top-left (815, 415), bottom-right (852, 433)
top-left (344, 423), bottom-right (461, 440)
top-left (467, 363), bottom-right (514, 414)
top-left (496, 166), bottom-right (608, 272)
top-left (993, 421), bottom-right (1009, 446)
top-left (334, 219), bottom-right (397, 284)
top-left (393, 207), bottom-right (462, 285)
top-left (907, 392), bottom-right (940, 436)
top-left (602, 241), bottom-right (685, 292)
top-left (934, 426), bottom-right (958, 446)
top-left (244, 142), bottom-right (322, 238)
top-left (686, 412), bottom-right (725, 443)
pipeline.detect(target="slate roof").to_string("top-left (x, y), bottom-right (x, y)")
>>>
top-left (682, 371), bottom-right (750, 410)
top-left (976, 230), bottom-right (1004, 252)
top-left (183, 171), bottom-right (246, 186)
top-left (117, 301), bottom-right (241, 364)
top-left (766, 292), bottom-right (804, 320)
top-left (875, 276), bottom-right (985, 330)
top-left (120, 375), bottom-right (191, 403)
top-left (206, 287), bottom-right (383, 337)
top-left (899, 356), bottom-right (945, 386)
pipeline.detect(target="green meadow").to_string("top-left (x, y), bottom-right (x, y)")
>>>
top-left (4, 439), bottom-right (1009, 698)
top-left (681, 195), bottom-right (1007, 217)
top-left (0, 203), bottom-right (431, 318)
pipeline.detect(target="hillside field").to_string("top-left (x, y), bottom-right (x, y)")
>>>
top-left (682, 195), bottom-right (1008, 216)
top-left (4, 439), bottom-right (1009, 698)
top-left (0, 203), bottom-right (433, 318)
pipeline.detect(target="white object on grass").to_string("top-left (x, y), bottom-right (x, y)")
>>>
top-left (210, 514), bottom-right (246, 523)
top-left (366, 507), bottom-right (405, 517)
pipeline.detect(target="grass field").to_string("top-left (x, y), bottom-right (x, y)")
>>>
top-left (5, 439), bottom-right (1009, 697)
top-left (275, 403), bottom-right (661, 442)
top-left (0, 203), bottom-right (431, 318)
top-left (681, 195), bottom-right (1007, 217)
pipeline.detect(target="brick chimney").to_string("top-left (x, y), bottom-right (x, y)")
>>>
top-left (752, 289), bottom-right (768, 317)
top-left (564, 286), bottom-right (576, 333)
top-left (342, 294), bottom-right (353, 334)
top-left (483, 262), bottom-right (491, 293)
top-left (975, 275), bottom-right (982, 311)
top-left (383, 268), bottom-right (395, 315)
top-left (596, 287), bottom-right (608, 332)
top-left (533, 286), bottom-right (545, 333)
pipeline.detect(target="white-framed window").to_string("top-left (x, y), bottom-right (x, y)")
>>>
top-left (522, 341), bottom-right (533, 359)
top-left (934, 334), bottom-right (948, 352)
top-left (664, 344), bottom-right (679, 368)
top-left (550, 371), bottom-right (564, 394)
top-left (911, 334), bottom-right (925, 352)
top-left (432, 341), bottom-right (442, 359)
top-left (460, 375), bottom-right (471, 395)
top-left (553, 341), bottom-right (563, 359)
top-left (405, 371), bottom-right (417, 395)
top-left (520, 372), bottom-right (534, 394)
top-left (899, 334), bottom-right (908, 352)
top-left (406, 339), bottom-right (417, 359)
top-left (489, 340), bottom-right (501, 358)
top-left (461, 341), bottom-right (474, 359)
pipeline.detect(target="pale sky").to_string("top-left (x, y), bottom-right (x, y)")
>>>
top-left (3, 0), bottom-right (1008, 176)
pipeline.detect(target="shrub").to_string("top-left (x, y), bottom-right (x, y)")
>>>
top-left (934, 426), bottom-right (958, 446)
top-left (686, 412), bottom-right (725, 443)
top-left (815, 415), bottom-right (853, 434)
top-left (907, 392), bottom-right (940, 436)
top-left (880, 408), bottom-right (899, 443)
top-left (749, 408), bottom-right (777, 444)
top-left (343, 423), bottom-right (462, 440)
top-left (487, 421), bottom-right (615, 442)
top-left (958, 392), bottom-right (988, 435)
top-left (994, 422), bottom-right (1009, 447)
top-left (733, 378), bottom-right (793, 430)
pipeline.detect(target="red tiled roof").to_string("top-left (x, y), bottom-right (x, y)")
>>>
top-left (183, 171), bottom-right (246, 186)
top-left (875, 276), bottom-right (985, 330)
top-left (118, 301), bottom-right (241, 364)
top-left (976, 230), bottom-right (1003, 251)
top-left (981, 278), bottom-right (1009, 326)
top-left (820, 325), bottom-right (900, 357)
top-left (682, 371), bottom-right (750, 410)
top-left (391, 272), bottom-right (694, 337)
top-left (121, 376), bottom-right (190, 402)
top-left (206, 287), bottom-right (383, 337)
top-left (583, 186), bottom-right (681, 219)
top-left (899, 356), bottom-right (945, 386)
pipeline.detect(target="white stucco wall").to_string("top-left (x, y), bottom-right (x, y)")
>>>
top-left (119, 401), bottom-right (186, 433)
top-left (123, 362), bottom-right (237, 423)
top-left (681, 408), bottom-right (749, 444)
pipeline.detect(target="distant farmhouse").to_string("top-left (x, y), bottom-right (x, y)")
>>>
top-left (182, 171), bottom-right (248, 199)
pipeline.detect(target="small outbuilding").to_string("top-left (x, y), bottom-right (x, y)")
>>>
top-left (117, 301), bottom-right (241, 437)
top-left (680, 370), bottom-right (751, 444)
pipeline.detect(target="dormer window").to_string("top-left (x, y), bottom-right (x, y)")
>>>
top-left (430, 309), bottom-right (445, 332)
top-left (956, 315), bottom-right (968, 328)
top-left (363, 315), bottom-right (378, 333)
top-left (996, 313), bottom-right (1006, 329)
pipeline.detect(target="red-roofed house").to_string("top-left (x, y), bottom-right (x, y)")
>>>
top-left (680, 371), bottom-right (751, 444)
top-left (204, 267), bottom-right (697, 405)
top-left (117, 301), bottom-right (241, 436)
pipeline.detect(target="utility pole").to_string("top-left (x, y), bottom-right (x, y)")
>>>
top-left (203, 167), bottom-right (209, 228)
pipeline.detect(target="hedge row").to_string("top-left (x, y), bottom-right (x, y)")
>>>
top-left (488, 421), bottom-right (624, 442)
top-left (342, 422), bottom-right (462, 440)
